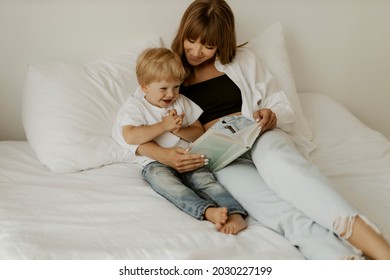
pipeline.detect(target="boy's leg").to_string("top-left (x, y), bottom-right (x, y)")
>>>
top-left (142, 162), bottom-right (214, 220)
top-left (182, 168), bottom-right (247, 217)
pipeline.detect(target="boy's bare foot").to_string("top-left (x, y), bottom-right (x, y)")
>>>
top-left (204, 207), bottom-right (228, 230)
top-left (219, 213), bottom-right (247, 235)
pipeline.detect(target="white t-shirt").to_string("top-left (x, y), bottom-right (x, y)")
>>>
top-left (112, 87), bottom-right (203, 166)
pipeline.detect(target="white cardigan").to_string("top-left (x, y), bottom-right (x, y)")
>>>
top-left (215, 47), bottom-right (295, 132)
top-left (216, 48), bottom-right (315, 155)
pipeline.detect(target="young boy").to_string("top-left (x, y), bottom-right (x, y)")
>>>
top-left (112, 48), bottom-right (247, 234)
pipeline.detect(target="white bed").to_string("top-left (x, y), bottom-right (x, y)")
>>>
top-left (1, 19), bottom-right (390, 260)
top-left (1, 91), bottom-right (389, 260)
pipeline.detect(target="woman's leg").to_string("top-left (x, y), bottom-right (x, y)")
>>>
top-left (252, 129), bottom-right (357, 228)
top-left (341, 216), bottom-right (390, 259)
top-left (251, 129), bottom-right (390, 259)
top-left (215, 156), bottom-right (361, 259)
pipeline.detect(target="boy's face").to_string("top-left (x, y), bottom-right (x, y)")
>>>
top-left (141, 79), bottom-right (181, 108)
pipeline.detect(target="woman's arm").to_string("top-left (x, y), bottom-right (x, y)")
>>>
top-left (136, 141), bottom-right (206, 173)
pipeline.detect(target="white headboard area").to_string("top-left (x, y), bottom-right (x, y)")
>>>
top-left (1, 0), bottom-right (389, 140)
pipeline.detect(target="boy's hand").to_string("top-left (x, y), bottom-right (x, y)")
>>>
top-left (171, 110), bottom-right (185, 135)
top-left (161, 109), bottom-right (183, 132)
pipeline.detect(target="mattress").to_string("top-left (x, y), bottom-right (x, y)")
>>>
top-left (1, 93), bottom-right (389, 260)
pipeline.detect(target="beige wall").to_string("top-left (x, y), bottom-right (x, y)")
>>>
top-left (1, 0), bottom-right (389, 140)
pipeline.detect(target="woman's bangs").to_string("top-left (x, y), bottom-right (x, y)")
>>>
top-left (186, 19), bottom-right (219, 47)
top-left (201, 26), bottom-right (220, 47)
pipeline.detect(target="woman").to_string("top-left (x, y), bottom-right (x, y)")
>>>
top-left (136, 0), bottom-right (390, 259)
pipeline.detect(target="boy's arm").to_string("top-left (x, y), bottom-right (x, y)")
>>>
top-left (122, 123), bottom-right (166, 145)
top-left (123, 110), bottom-right (184, 145)
top-left (172, 120), bottom-right (204, 142)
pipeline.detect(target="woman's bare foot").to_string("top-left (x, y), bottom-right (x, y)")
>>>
top-left (219, 214), bottom-right (247, 235)
top-left (204, 207), bottom-right (228, 230)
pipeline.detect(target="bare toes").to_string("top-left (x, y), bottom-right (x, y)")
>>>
top-left (215, 222), bottom-right (223, 230)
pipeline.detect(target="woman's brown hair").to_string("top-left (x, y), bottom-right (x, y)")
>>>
top-left (171, 0), bottom-right (237, 69)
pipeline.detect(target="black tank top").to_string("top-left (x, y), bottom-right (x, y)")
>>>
top-left (180, 74), bottom-right (242, 125)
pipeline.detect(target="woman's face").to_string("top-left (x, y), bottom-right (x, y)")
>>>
top-left (183, 38), bottom-right (217, 66)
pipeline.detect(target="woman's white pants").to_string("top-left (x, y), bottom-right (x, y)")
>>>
top-left (215, 129), bottom-right (362, 259)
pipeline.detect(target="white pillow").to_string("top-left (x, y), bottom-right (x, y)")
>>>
top-left (23, 36), bottom-right (163, 173)
top-left (247, 22), bottom-right (313, 141)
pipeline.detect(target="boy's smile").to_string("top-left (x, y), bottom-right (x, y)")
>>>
top-left (141, 79), bottom-right (181, 108)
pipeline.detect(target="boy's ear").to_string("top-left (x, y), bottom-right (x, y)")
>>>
top-left (140, 84), bottom-right (148, 94)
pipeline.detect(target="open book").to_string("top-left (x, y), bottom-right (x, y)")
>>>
top-left (188, 122), bottom-right (261, 172)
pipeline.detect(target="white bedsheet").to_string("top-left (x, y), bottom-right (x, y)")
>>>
top-left (0, 145), bottom-right (301, 260)
top-left (1, 93), bottom-right (389, 259)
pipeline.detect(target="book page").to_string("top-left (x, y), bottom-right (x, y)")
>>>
top-left (208, 144), bottom-right (250, 171)
top-left (189, 133), bottom-right (246, 163)
top-left (232, 123), bottom-right (261, 147)
top-left (188, 121), bottom-right (261, 172)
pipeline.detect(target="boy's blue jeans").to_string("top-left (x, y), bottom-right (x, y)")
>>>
top-left (142, 162), bottom-right (247, 220)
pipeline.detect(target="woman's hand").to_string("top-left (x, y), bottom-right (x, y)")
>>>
top-left (253, 108), bottom-right (277, 133)
top-left (137, 142), bottom-right (206, 173)
top-left (161, 147), bottom-right (207, 173)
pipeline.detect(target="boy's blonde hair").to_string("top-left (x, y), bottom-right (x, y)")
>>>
top-left (136, 48), bottom-right (187, 85)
